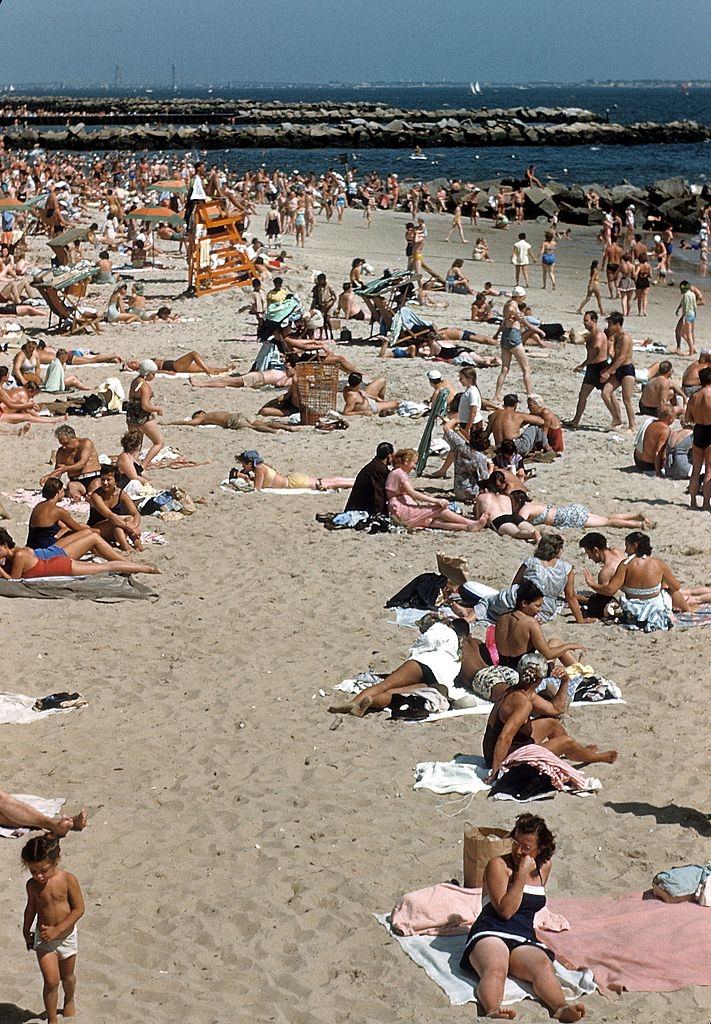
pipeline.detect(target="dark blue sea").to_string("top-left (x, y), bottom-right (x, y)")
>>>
top-left (53, 84), bottom-right (711, 186)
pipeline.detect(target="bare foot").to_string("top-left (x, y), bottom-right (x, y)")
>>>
top-left (18, 423), bottom-right (32, 435)
top-left (553, 1003), bottom-right (586, 1021)
top-left (595, 749), bottom-right (618, 764)
top-left (328, 696), bottom-right (372, 717)
top-left (62, 998), bottom-right (78, 1017)
top-left (71, 807), bottom-right (88, 831)
top-left (485, 1009), bottom-right (516, 1019)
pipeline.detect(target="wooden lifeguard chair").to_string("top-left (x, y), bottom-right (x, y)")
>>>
top-left (188, 200), bottom-right (258, 297)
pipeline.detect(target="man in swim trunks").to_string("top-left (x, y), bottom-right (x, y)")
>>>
top-left (342, 373), bottom-right (400, 417)
top-left (486, 394), bottom-right (546, 455)
top-left (686, 366), bottom-right (711, 511)
top-left (602, 239), bottom-right (622, 298)
top-left (633, 406), bottom-right (675, 473)
top-left (189, 367), bottom-right (291, 390)
top-left (600, 312), bottom-right (636, 433)
top-left (681, 350), bottom-right (711, 398)
top-left (638, 361), bottom-right (685, 417)
top-left (40, 425), bottom-right (102, 498)
top-left (578, 532), bottom-right (625, 618)
top-left (565, 311), bottom-right (610, 429)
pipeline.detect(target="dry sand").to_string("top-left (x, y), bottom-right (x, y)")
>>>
top-left (0, 205), bottom-right (709, 1024)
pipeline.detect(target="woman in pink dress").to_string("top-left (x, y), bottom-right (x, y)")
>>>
top-left (385, 449), bottom-right (489, 532)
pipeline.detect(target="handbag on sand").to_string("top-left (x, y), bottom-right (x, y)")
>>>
top-left (463, 825), bottom-right (511, 888)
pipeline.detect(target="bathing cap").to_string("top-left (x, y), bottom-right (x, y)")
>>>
top-left (427, 370), bottom-right (442, 381)
top-left (138, 359), bottom-right (158, 376)
top-left (239, 449), bottom-right (262, 465)
top-left (512, 286), bottom-right (526, 297)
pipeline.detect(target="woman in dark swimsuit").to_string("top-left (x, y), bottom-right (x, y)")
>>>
top-left (635, 257), bottom-right (652, 316)
top-left (87, 465), bottom-right (143, 551)
top-left (26, 478), bottom-right (99, 559)
top-left (457, 581), bottom-right (585, 684)
top-left (116, 430), bottom-right (148, 489)
top-left (461, 813), bottom-right (587, 1022)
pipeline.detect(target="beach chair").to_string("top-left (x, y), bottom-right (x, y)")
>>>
top-left (36, 284), bottom-right (99, 335)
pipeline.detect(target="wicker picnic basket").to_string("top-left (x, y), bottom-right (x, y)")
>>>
top-left (294, 362), bottom-right (339, 425)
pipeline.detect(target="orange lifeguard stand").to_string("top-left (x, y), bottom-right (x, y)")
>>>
top-left (188, 201), bottom-right (258, 297)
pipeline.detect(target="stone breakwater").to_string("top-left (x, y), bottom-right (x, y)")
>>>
top-left (435, 176), bottom-right (709, 231)
top-left (1, 98), bottom-right (708, 150)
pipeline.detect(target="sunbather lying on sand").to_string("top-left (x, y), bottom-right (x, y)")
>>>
top-left (123, 351), bottom-right (233, 375)
top-left (0, 527), bottom-right (159, 578)
top-left (167, 410), bottom-right (303, 433)
top-left (234, 451), bottom-right (353, 490)
top-left (189, 368), bottom-right (291, 389)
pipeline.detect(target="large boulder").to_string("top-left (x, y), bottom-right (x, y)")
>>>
top-left (524, 185), bottom-right (558, 216)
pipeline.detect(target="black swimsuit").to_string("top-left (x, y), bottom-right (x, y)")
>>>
top-left (693, 423), bottom-right (711, 449)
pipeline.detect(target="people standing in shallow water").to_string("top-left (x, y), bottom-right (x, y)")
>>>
top-left (460, 812), bottom-right (587, 1022)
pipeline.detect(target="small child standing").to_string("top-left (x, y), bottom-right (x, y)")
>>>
top-left (22, 835), bottom-right (85, 1024)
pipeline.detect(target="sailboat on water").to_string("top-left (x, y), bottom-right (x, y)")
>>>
top-left (470, 81), bottom-right (482, 96)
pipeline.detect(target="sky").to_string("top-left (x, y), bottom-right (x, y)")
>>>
top-left (1, 0), bottom-right (710, 88)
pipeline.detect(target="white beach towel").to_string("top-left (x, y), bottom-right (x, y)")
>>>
top-left (0, 692), bottom-right (87, 726)
top-left (220, 480), bottom-right (322, 495)
top-left (0, 795), bottom-right (66, 838)
top-left (374, 914), bottom-right (596, 1007)
top-left (414, 755), bottom-right (491, 795)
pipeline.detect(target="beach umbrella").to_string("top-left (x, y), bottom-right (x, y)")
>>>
top-left (124, 207), bottom-right (183, 267)
top-left (125, 206), bottom-right (182, 225)
top-left (0, 197), bottom-right (28, 212)
top-left (149, 179), bottom-right (186, 195)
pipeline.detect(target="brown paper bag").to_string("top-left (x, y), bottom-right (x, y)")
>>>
top-left (463, 825), bottom-right (511, 888)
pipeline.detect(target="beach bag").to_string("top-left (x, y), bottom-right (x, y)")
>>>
top-left (463, 825), bottom-right (511, 888)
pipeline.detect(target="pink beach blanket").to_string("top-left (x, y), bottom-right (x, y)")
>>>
top-left (391, 882), bottom-right (569, 937)
top-left (545, 892), bottom-right (711, 994)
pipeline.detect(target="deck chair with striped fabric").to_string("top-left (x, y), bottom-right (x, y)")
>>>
top-left (35, 284), bottom-right (101, 335)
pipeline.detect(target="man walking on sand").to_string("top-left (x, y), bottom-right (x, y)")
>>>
top-left (565, 311), bottom-right (610, 429)
top-left (600, 312), bottom-right (636, 434)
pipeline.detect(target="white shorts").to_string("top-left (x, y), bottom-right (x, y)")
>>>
top-left (35, 925), bottom-right (78, 960)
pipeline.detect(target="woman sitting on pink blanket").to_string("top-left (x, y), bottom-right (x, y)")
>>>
top-left (386, 448), bottom-right (489, 533)
top-left (460, 813), bottom-right (587, 1022)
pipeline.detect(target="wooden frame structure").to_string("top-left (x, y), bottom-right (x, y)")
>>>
top-left (188, 201), bottom-right (258, 297)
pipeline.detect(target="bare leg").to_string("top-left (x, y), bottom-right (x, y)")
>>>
top-left (508, 945), bottom-right (586, 1021)
top-left (316, 477), bottom-right (355, 489)
top-left (512, 345), bottom-right (533, 396)
top-left (37, 951), bottom-right (61, 1024)
top-left (59, 529), bottom-right (128, 563)
top-left (59, 954), bottom-right (78, 1018)
top-left (530, 718), bottom-right (617, 764)
top-left (565, 383), bottom-right (595, 429)
top-left (69, 558), bottom-right (159, 576)
top-left (140, 420), bottom-right (165, 470)
top-left (601, 382), bottom-right (623, 428)
top-left (328, 661), bottom-right (425, 714)
top-left (493, 349), bottom-right (512, 403)
top-left (469, 938), bottom-right (517, 1019)
top-left (620, 376), bottom-right (636, 432)
top-left (689, 445), bottom-right (704, 509)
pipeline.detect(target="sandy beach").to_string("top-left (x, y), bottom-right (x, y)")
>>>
top-left (1, 204), bottom-right (709, 1024)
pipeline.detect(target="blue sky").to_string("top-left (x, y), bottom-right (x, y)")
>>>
top-left (1, 0), bottom-right (710, 87)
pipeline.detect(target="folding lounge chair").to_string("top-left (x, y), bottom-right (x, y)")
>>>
top-left (35, 284), bottom-right (100, 335)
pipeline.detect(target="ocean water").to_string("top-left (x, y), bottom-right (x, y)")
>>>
top-left (36, 84), bottom-right (711, 186)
